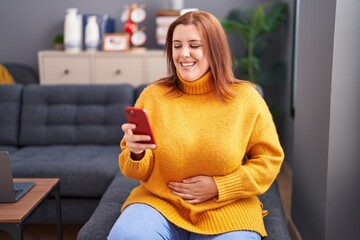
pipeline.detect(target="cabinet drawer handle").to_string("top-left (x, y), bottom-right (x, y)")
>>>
top-left (64, 69), bottom-right (70, 75)
top-left (115, 69), bottom-right (122, 75)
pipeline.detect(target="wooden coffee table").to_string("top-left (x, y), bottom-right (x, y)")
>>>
top-left (0, 178), bottom-right (62, 240)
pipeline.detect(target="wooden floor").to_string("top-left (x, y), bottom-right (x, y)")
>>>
top-left (0, 162), bottom-right (300, 240)
top-left (0, 224), bottom-right (82, 240)
top-left (276, 162), bottom-right (302, 240)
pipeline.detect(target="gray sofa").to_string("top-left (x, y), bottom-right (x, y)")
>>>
top-left (0, 84), bottom-right (140, 224)
top-left (0, 84), bottom-right (290, 240)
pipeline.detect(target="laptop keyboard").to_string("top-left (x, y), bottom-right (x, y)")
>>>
top-left (15, 189), bottom-right (23, 197)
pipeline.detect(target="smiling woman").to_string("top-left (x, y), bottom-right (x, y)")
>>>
top-left (108, 11), bottom-right (284, 240)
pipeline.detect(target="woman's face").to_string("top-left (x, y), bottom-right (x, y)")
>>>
top-left (172, 24), bottom-right (210, 82)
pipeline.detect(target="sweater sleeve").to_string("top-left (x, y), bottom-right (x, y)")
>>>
top-left (118, 88), bottom-right (155, 181)
top-left (213, 93), bottom-right (284, 202)
top-left (118, 139), bottom-right (154, 181)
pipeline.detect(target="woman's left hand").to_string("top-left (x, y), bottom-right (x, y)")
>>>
top-left (168, 175), bottom-right (218, 204)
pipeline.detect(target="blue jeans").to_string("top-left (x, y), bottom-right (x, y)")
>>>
top-left (108, 203), bottom-right (261, 240)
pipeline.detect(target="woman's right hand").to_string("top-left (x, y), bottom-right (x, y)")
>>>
top-left (121, 123), bottom-right (157, 160)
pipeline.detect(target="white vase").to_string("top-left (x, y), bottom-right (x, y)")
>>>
top-left (64, 8), bottom-right (82, 53)
top-left (171, 0), bottom-right (184, 10)
top-left (85, 15), bottom-right (100, 51)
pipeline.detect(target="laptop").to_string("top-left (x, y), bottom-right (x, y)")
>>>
top-left (0, 151), bottom-right (35, 202)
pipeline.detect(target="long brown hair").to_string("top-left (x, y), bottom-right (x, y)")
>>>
top-left (158, 11), bottom-right (238, 101)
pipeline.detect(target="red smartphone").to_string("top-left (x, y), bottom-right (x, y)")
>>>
top-left (125, 106), bottom-right (156, 145)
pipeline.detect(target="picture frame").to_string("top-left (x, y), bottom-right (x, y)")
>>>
top-left (102, 33), bottom-right (130, 51)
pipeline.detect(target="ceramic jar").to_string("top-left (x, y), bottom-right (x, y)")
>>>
top-left (85, 15), bottom-right (100, 51)
top-left (64, 8), bottom-right (82, 53)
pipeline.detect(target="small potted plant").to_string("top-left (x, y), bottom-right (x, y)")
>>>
top-left (53, 34), bottom-right (64, 50)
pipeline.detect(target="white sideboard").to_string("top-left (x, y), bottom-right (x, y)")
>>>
top-left (38, 50), bottom-right (167, 86)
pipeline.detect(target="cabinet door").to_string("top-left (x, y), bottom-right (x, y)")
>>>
top-left (94, 57), bottom-right (143, 85)
top-left (146, 56), bottom-right (167, 83)
top-left (42, 57), bottom-right (90, 84)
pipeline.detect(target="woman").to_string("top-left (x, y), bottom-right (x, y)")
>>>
top-left (108, 11), bottom-right (284, 240)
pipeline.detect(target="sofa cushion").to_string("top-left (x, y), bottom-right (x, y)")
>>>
top-left (10, 145), bottom-right (120, 197)
top-left (19, 84), bottom-right (134, 146)
top-left (0, 84), bottom-right (23, 145)
top-left (259, 182), bottom-right (291, 240)
top-left (0, 146), bottom-right (18, 153)
top-left (77, 172), bottom-right (139, 240)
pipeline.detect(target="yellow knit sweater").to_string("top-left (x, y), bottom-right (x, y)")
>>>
top-left (119, 71), bottom-right (284, 237)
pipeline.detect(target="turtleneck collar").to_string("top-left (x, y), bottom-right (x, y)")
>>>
top-left (176, 70), bottom-right (214, 95)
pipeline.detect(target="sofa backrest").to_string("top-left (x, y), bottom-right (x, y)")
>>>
top-left (0, 84), bottom-right (23, 146)
top-left (19, 84), bottom-right (136, 146)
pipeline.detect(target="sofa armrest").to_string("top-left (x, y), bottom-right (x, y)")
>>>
top-left (259, 181), bottom-right (291, 240)
top-left (77, 172), bottom-right (139, 240)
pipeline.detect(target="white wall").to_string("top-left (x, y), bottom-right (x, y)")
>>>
top-left (292, 0), bottom-right (360, 239)
top-left (326, 0), bottom-right (360, 238)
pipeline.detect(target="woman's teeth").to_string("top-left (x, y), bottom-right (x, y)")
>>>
top-left (181, 62), bottom-right (195, 67)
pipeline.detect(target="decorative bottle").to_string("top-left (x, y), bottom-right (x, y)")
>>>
top-left (64, 8), bottom-right (82, 53)
top-left (171, 0), bottom-right (184, 10)
top-left (85, 15), bottom-right (100, 51)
